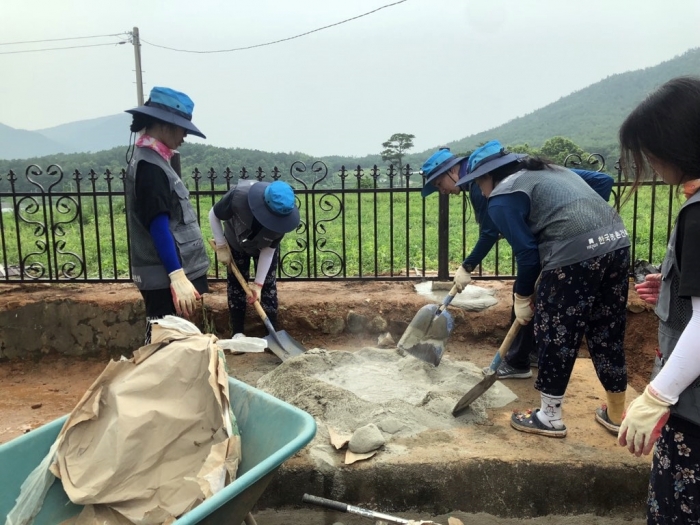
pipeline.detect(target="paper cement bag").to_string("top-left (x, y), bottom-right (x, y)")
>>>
top-left (49, 316), bottom-right (241, 525)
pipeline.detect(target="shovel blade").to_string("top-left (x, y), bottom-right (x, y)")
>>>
top-left (264, 330), bottom-right (306, 362)
top-left (398, 304), bottom-right (454, 366)
top-left (452, 372), bottom-right (498, 417)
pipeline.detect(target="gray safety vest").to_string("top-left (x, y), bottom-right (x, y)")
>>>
top-left (653, 190), bottom-right (700, 426)
top-left (223, 180), bottom-right (284, 256)
top-left (124, 147), bottom-right (210, 290)
top-left (489, 167), bottom-right (630, 270)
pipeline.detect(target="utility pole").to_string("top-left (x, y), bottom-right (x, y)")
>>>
top-left (132, 27), bottom-right (144, 105)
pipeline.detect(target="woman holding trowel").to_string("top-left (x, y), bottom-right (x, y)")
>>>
top-left (445, 140), bottom-right (629, 439)
top-left (617, 76), bottom-right (700, 523)
top-left (420, 147), bottom-right (616, 381)
top-left (124, 86), bottom-right (210, 344)
top-left (209, 180), bottom-right (300, 336)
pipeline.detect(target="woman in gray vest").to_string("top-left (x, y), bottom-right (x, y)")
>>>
top-left (455, 140), bottom-right (631, 439)
top-left (617, 76), bottom-right (700, 523)
top-left (124, 86), bottom-right (210, 343)
top-left (209, 180), bottom-right (300, 336)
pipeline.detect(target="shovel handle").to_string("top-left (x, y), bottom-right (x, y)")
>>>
top-left (486, 319), bottom-right (522, 373)
top-left (209, 239), bottom-right (270, 321)
top-left (436, 283), bottom-right (461, 315)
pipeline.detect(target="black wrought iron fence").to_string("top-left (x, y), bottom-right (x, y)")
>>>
top-left (0, 154), bottom-right (678, 283)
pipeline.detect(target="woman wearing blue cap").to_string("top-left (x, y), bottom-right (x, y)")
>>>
top-left (451, 140), bottom-right (630, 438)
top-left (124, 86), bottom-right (210, 343)
top-left (421, 147), bottom-right (616, 380)
top-left (209, 179), bottom-right (300, 336)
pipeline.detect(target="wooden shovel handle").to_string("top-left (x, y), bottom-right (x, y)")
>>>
top-left (209, 239), bottom-right (269, 321)
top-left (486, 319), bottom-right (522, 372)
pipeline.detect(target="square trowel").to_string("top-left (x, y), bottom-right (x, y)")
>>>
top-left (397, 283), bottom-right (458, 366)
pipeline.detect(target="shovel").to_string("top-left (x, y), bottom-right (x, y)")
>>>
top-left (452, 319), bottom-right (521, 417)
top-left (210, 240), bottom-right (306, 361)
top-left (302, 494), bottom-right (436, 524)
top-left (397, 283), bottom-right (459, 366)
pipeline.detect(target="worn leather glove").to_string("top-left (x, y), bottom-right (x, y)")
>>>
top-left (635, 273), bottom-right (661, 305)
top-left (169, 269), bottom-right (201, 318)
top-left (247, 282), bottom-right (263, 305)
top-left (618, 385), bottom-right (671, 456)
top-left (453, 266), bottom-right (472, 292)
top-left (513, 293), bottom-right (534, 325)
top-left (213, 240), bottom-right (232, 266)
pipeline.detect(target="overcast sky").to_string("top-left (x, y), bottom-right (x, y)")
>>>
top-left (2, 1), bottom-right (699, 157)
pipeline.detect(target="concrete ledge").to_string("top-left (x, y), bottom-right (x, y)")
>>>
top-left (263, 459), bottom-right (647, 517)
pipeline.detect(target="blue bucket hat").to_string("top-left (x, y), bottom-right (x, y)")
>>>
top-left (125, 86), bottom-right (206, 139)
top-left (455, 140), bottom-right (525, 188)
top-left (420, 148), bottom-right (466, 197)
top-left (248, 180), bottom-right (301, 234)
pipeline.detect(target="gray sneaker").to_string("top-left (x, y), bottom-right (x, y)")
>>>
top-left (496, 362), bottom-right (533, 379)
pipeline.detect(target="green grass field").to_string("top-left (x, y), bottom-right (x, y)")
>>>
top-left (0, 183), bottom-right (678, 280)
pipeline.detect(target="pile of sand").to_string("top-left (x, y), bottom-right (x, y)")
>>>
top-left (257, 347), bottom-right (516, 463)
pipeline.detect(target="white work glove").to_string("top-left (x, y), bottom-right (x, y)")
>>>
top-left (513, 293), bottom-right (534, 325)
top-left (169, 269), bottom-right (201, 319)
top-left (453, 266), bottom-right (472, 292)
top-left (635, 273), bottom-right (661, 305)
top-left (618, 385), bottom-right (671, 456)
top-left (247, 282), bottom-right (263, 305)
top-left (214, 240), bottom-right (232, 266)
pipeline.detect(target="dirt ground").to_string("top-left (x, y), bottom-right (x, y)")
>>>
top-left (0, 279), bottom-right (657, 447)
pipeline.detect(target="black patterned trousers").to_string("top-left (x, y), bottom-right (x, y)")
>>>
top-left (226, 247), bottom-right (279, 336)
top-left (534, 247), bottom-right (630, 397)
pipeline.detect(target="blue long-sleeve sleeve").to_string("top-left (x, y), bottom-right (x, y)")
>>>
top-left (571, 169), bottom-right (614, 202)
top-left (463, 184), bottom-right (500, 269)
top-left (149, 213), bottom-right (181, 275)
top-left (487, 192), bottom-right (541, 296)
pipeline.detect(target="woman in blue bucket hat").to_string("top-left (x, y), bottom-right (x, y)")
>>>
top-left (451, 140), bottom-right (630, 438)
top-left (124, 86), bottom-right (210, 343)
top-left (421, 147), bottom-right (617, 380)
top-left (209, 179), bottom-right (300, 336)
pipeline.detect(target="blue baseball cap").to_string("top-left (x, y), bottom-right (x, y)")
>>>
top-left (420, 148), bottom-right (466, 197)
top-left (125, 86), bottom-right (206, 138)
top-left (248, 180), bottom-right (300, 234)
top-left (455, 140), bottom-right (525, 188)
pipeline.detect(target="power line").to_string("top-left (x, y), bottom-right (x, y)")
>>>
top-left (0, 33), bottom-right (126, 46)
top-left (141, 0), bottom-right (408, 54)
top-left (0, 42), bottom-right (127, 55)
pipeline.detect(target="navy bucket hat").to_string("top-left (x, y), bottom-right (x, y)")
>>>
top-left (420, 148), bottom-right (466, 197)
top-left (125, 86), bottom-right (206, 139)
top-left (248, 180), bottom-right (301, 234)
top-left (455, 140), bottom-right (525, 188)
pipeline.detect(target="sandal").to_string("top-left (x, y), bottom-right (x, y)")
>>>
top-left (510, 409), bottom-right (567, 438)
top-left (594, 405), bottom-right (620, 435)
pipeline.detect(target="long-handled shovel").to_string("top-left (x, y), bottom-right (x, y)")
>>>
top-left (210, 240), bottom-right (306, 361)
top-left (397, 284), bottom-right (459, 366)
top-left (302, 494), bottom-right (435, 524)
top-left (452, 319), bottom-right (521, 417)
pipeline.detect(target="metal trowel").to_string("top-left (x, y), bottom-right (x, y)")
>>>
top-left (397, 283), bottom-right (458, 366)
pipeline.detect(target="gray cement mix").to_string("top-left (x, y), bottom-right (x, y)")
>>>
top-left (256, 347), bottom-right (516, 467)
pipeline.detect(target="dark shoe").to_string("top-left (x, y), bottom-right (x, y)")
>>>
top-left (511, 409), bottom-right (567, 438)
top-left (496, 362), bottom-right (532, 379)
top-left (595, 406), bottom-right (620, 435)
top-left (529, 352), bottom-right (539, 368)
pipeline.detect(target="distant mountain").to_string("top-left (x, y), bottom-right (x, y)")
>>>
top-left (36, 114), bottom-right (131, 155)
top-left (0, 114), bottom-right (131, 161)
top-left (439, 48), bottom-right (700, 158)
top-left (0, 123), bottom-right (67, 160)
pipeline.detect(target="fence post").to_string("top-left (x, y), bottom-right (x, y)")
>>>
top-left (438, 192), bottom-right (449, 280)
